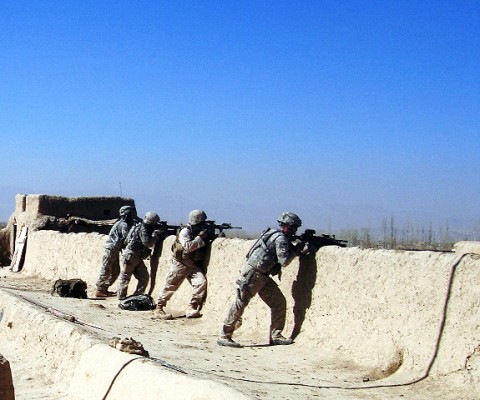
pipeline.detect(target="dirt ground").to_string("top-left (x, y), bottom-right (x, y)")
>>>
top-left (0, 268), bottom-right (476, 400)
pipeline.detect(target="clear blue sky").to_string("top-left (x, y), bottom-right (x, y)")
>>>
top-left (1, 1), bottom-right (479, 235)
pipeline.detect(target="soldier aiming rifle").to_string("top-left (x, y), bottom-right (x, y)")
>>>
top-left (155, 210), bottom-right (241, 320)
top-left (217, 213), bottom-right (347, 348)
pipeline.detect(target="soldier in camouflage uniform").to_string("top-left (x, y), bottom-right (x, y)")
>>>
top-left (217, 212), bottom-right (305, 348)
top-left (155, 209), bottom-right (209, 320)
top-left (95, 205), bottom-right (138, 298)
top-left (117, 211), bottom-right (164, 300)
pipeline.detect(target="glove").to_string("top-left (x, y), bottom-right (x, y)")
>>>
top-left (293, 239), bottom-right (310, 255)
top-left (301, 243), bottom-right (313, 256)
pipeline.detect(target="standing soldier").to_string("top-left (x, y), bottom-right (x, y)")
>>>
top-left (155, 209), bottom-right (209, 320)
top-left (217, 212), bottom-right (306, 348)
top-left (117, 211), bottom-right (164, 300)
top-left (95, 205), bottom-right (138, 298)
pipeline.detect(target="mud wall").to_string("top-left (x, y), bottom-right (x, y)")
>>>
top-left (13, 194), bottom-right (135, 220)
top-left (0, 194), bottom-right (136, 258)
top-left (20, 231), bottom-right (480, 388)
top-left (0, 229), bottom-right (10, 265)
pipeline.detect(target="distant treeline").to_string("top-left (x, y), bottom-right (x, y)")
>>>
top-left (337, 217), bottom-right (479, 251)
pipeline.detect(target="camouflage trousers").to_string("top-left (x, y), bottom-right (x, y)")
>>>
top-left (117, 253), bottom-right (149, 300)
top-left (95, 248), bottom-right (120, 291)
top-left (221, 264), bottom-right (287, 339)
top-left (156, 258), bottom-right (207, 307)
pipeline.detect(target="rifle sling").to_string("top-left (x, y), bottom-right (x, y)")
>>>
top-left (246, 228), bottom-right (281, 260)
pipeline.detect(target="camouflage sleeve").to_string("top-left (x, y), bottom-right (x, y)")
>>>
top-left (117, 222), bottom-right (132, 248)
top-left (108, 222), bottom-right (124, 250)
top-left (275, 234), bottom-right (296, 267)
top-left (138, 225), bottom-right (159, 248)
top-left (178, 227), bottom-right (205, 253)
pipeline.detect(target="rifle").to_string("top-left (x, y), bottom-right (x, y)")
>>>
top-left (149, 222), bottom-right (182, 295)
top-left (203, 220), bottom-right (242, 241)
top-left (153, 221), bottom-right (182, 238)
top-left (295, 229), bottom-right (347, 253)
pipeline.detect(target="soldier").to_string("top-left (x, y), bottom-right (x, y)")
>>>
top-left (95, 205), bottom-right (138, 298)
top-left (117, 211), bottom-right (164, 300)
top-left (217, 212), bottom-right (306, 348)
top-left (155, 209), bottom-right (209, 320)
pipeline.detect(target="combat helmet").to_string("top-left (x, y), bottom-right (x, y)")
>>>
top-left (277, 212), bottom-right (302, 228)
top-left (143, 211), bottom-right (160, 226)
top-left (119, 205), bottom-right (134, 216)
top-left (188, 210), bottom-right (207, 225)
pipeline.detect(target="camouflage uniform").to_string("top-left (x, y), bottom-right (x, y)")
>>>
top-left (221, 228), bottom-right (298, 341)
top-left (117, 222), bottom-right (160, 300)
top-left (95, 218), bottom-right (135, 293)
top-left (156, 226), bottom-right (208, 313)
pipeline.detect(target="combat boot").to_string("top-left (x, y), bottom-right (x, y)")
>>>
top-left (217, 336), bottom-right (243, 348)
top-left (154, 305), bottom-right (173, 320)
top-left (95, 290), bottom-right (108, 298)
top-left (270, 334), bottom-right (294, 346)
top-left (217, 324), bottom-right (243, 347)
top-left (185, 303), bottom-right (201, 318)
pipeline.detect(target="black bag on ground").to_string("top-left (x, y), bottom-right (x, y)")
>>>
top-left (51, 279), bottom-right (88, 299)
top-left (118, 294), bottom-right (156, 311)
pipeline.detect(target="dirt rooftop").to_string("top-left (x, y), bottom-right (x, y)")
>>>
top-left (0, 269), bottom-right (477, 400)
top-left (0, 232), bottom-right (479, 399)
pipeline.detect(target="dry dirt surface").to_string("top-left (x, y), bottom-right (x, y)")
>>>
top-left (0, 269), bottom-right (476, 400)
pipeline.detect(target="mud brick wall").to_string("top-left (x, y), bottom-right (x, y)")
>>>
top-left (20, 230), bottom-right (480, 388)
top-left (24, 194), bottom-right (135, 220)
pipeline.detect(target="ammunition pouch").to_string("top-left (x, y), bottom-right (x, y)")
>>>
top-left (172, 240), bottom-right (184, 261)
top-left (139, 247), bottom-right (151, 260)
top-left (186, 247), bottom-right (206, 261)
top-left (126, 249), bottom-right (150, 260)
top-left (171, 240), bottom-right (206, 262)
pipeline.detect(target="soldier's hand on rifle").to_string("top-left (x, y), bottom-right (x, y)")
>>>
top-left (302, 242), bottom-right (315, 256)
top-left (198, 230), bottom-right (209, 240)
top-left (293, 239), bottom-right (311, 256)
top-left (153, 229), bottom-right (165, 238)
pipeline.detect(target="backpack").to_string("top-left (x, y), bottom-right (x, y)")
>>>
top-left (118, 294), bottom-right (156, 311)
top-left (51, 279), bottom-right (88, 299)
